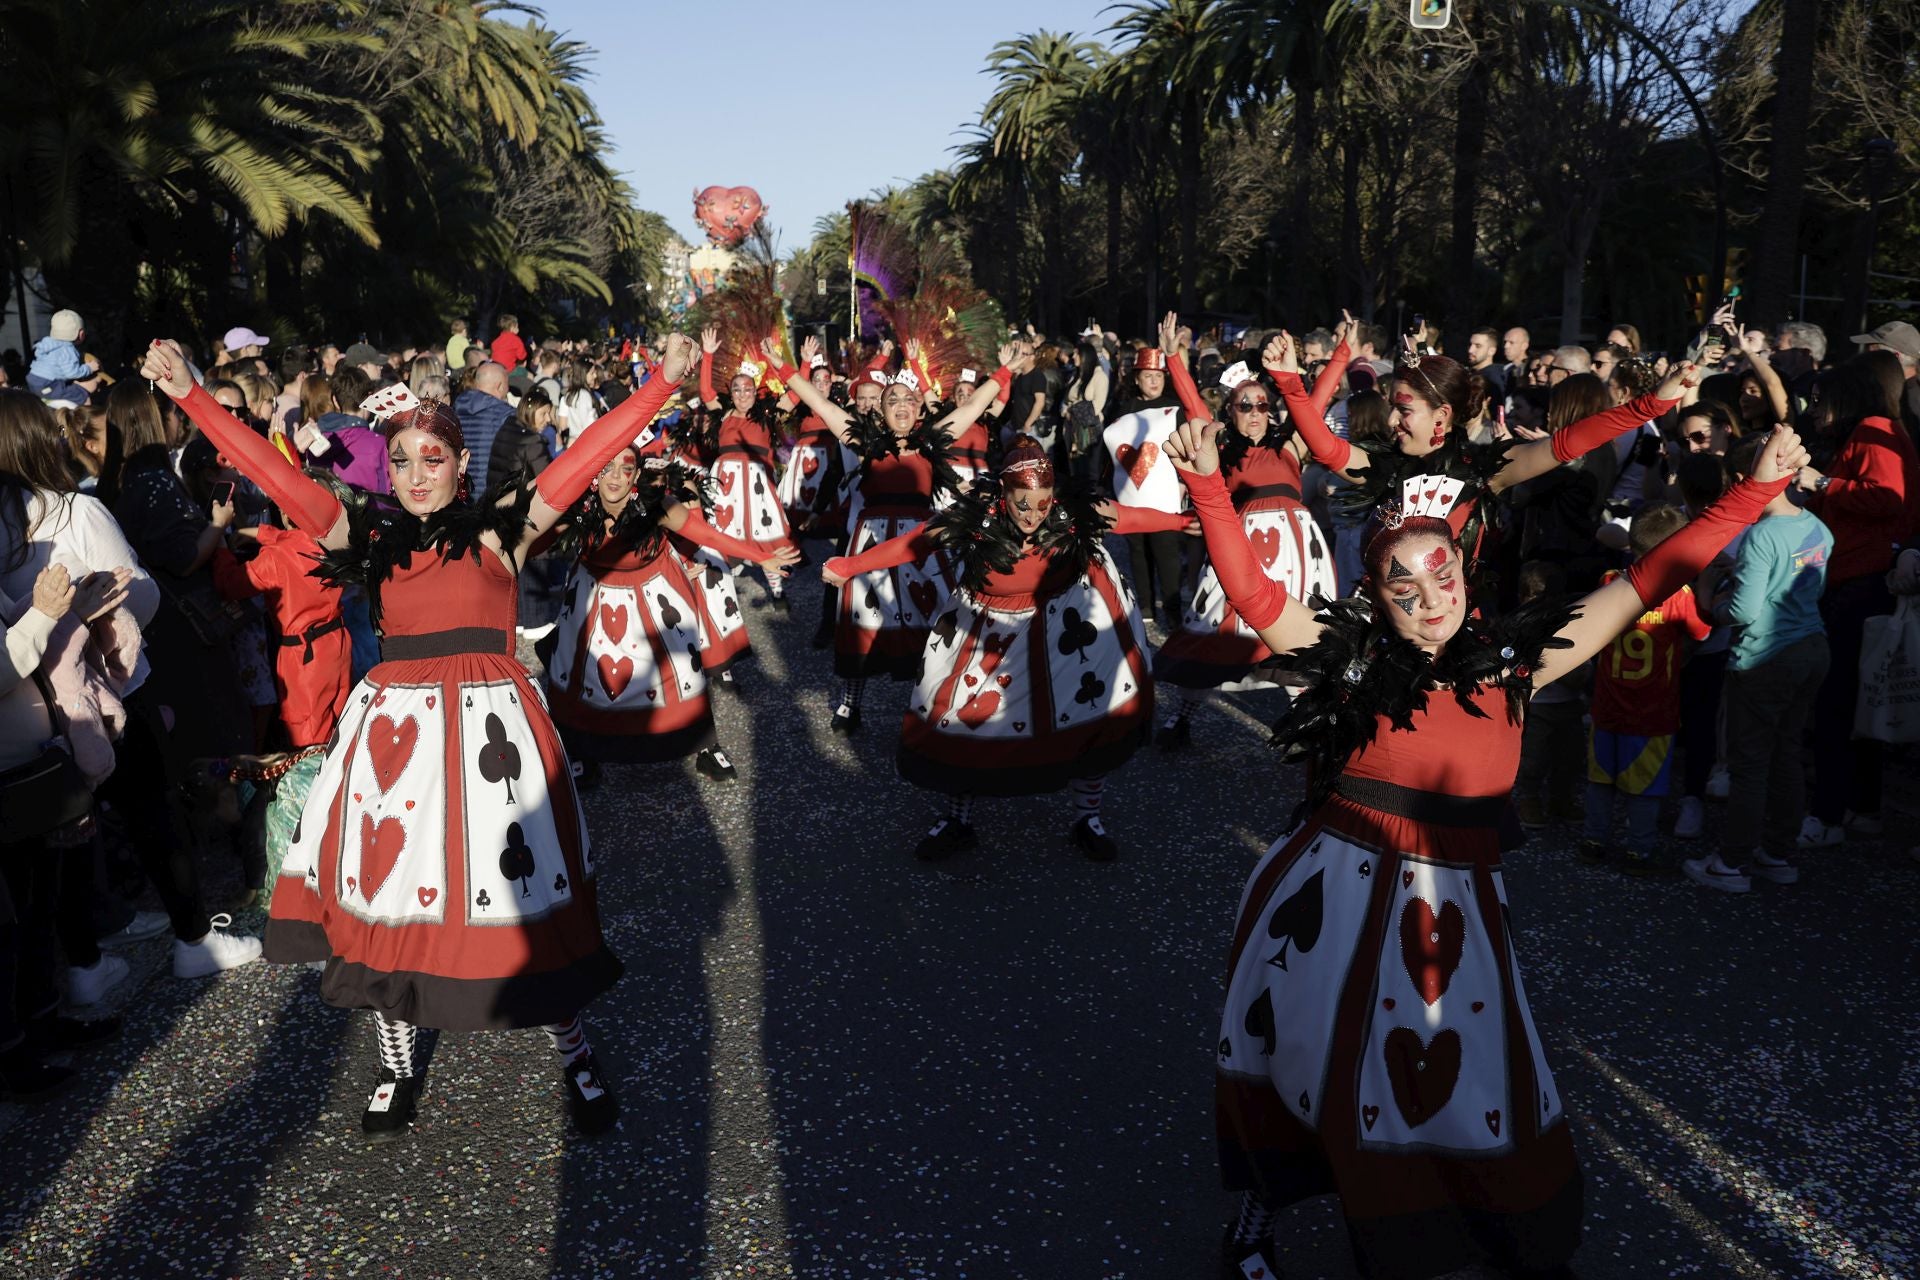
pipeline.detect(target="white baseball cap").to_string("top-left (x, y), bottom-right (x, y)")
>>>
top-left (222, 325), bottom-right (271, 352)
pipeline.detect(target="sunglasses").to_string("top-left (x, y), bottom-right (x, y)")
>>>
top-left (1234, 399), bottom-right (1271, 413)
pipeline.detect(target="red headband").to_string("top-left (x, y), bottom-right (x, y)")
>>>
top-left (381, 402), bottom-right (464, 452)
top-left (999, 442), bottom-right (1055, 490)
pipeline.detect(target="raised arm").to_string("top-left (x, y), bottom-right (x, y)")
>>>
top-left (1163, 314), bottom-right (1214, 424)
top-left (1490, 361), bottom-right (1696, 494)
top-left (930, 341), bottom-right (1024, 441)
top-left (698, 327), bottom-right (721, 409)
top-left (821, 525), bottom-right (939, 587)
top-left (141, 341), bottom-right (349, 548)
top-left (666, 504), bottom-right (802, 573)
top-left (1309, 311), bottom-right (1357, 414)
top-left (1095, 502), bottom-right (1197, 535)
top-left (520, 335), bottom-right (691, 552)
top-left (780, 335), bottom-right (860, 443)
top-left (1531, 425), bottom-right (1805, 689)
top-left (1268, 331), bottom-right (1369, 481)
top-left (1739, 333), bottom-right (1791, 424)
top-left (1163, 419), bottom-right (1324, 657)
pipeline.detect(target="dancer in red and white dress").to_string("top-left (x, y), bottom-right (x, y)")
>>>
top-left (1159, 396), bottom-right (1812, 1279)
top-left (541, 446), bottom-right (797, 784)
top-left (774, 336), bottom-right (1023, 734)
top-left (141, 332), bottom-right (703, 1143)
top-left (774, 353), bottom-right (861, 647)
top-left (693, 327), bottom-right (797, 610)
top-left (824, 438), bottom-right (1190, 862)
top-left (1151, 312), bottom-right (1342, 744)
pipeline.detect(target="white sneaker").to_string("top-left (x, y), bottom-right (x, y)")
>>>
top-left (98, 910), bottom-right (171, 950)
top-left (516, 622), bottom-right (556, 642)
top-left (1795, 816), bottom-right (1844, 849)
top-left (1683, 855), bottom-right (1750, 894)
top-left (1674, 796), bottom-right (1705, 839)
top-left (1746, 847), bottom-right (1799, 885)
top-left (1844, 810), bottom-right (1883, 837)
top-left (172, 914), bottom-right (263, 978)
top-left (1705, 765), bottom-right (1729, 800)
top-left (68, 954), bottom-right (130, 1006)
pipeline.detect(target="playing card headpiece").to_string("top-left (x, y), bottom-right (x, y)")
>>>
top-left (1133, 348), bottom-right (1168, 373)
top-left (808, 355), bottom-right (830, 372)
top-left (370, 383), bottom-right (464, 451)
top-left (998, 436), bottom-right (1054, 490)
top-left (733, 360), bottom-right (763, 384)
top-left (957, 368), bottom-right (979, 384)
top-left (1217, 360), bottom-right (1259, 396)
top-left (359, 382), bottom-right (419, 423)
top-left (888, 367), bottom-right (921, 394)
top-left (859, 369), bottom-right (890, 389)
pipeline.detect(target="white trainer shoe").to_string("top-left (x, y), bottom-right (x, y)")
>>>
top-left (1674, 796), bottom-right (1705, 839)
top-left (1704, 765), bottom-right (1729, 800)
top-left (1746, 847), bottom-right (1800, 885)
top-left (1844, 810), bottom-right (1883, 837)
top-left (68, 954), bottom-right (130, 1006)
top-left (172, 913), bottom-right (263, 979)
top-left (97, 910), bottom-right (171, 950)
top-left (1795, 816), bottom-right (1844, 849)
top-left (1682, 855), bottom-right (1751, 894)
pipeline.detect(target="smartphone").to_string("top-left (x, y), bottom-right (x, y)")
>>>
top-left (211, 481), bottom-right (235, 506)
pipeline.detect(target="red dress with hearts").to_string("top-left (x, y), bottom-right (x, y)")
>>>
top-left (836, 450), bottom-right (953, 680)
top-left (776, 415), bottom-right (853, 530)
top-left (706, 413), bottom-right (793, 549)
top-left (1214, 684), bottom-right (1581, 1277)
top-left (1154, 441), bottom-right (1336, 691)
top-left (264, 544), bottom-right (621, 1031)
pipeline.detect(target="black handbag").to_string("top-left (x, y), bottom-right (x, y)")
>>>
top-left (0, 673), bottom-right (94, 840)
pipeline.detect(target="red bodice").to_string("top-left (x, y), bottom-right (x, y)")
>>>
top-left (1225, 443), bottom-right (1307, 514)
top-left (861, 451), bottom-right (936, 504)
top-left (1342, 684), bottom-right (1520, 800)
top-left (380, 545), bottom-right (517, 652)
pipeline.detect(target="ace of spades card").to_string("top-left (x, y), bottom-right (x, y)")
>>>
top-left (459, 682), bottom-right (575, 925)
top-left (1353, 855), bottom-right (1512, 1155)
top-left (1216, 834), bottom-right (1373, 1132)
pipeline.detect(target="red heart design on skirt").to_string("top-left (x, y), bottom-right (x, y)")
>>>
top-left (367, 715), bottom-right (418, 794)
top-left (599, 602), bottom-right (629, 645)
top-left (1382, 997), bottom-right (1396, 1010)
top-left (405, 800), bottom-right (415, 811)
top-left (1012, 721), bottom-right (1025, 731)
top-left (597, 654), bottom-right (635, 699)
top-left (1485, 1108), bottom-right (1501, 1136)
top-left (714, 503), bottom-right (735, 531)
top-left (718, 469), bottom-right (736, 495)
top-left (1383, 1027), bottom-right (1462, 1128)
top-left (346, 875), bottom-right (356, 892)
top-left (1471, 1001), bottom-right (1485, 1013)
top-left (956, 690), bottom-right (1000, 729)
top-left (1250, 527), bottom-right (1282, 569)
top-left (964, 673), bottom-right (979, 687)
top-left (358, 813), bottom-right (406, 903)
top-left (1399, 897), bottom-right (1465, 1006)
top-left (907, 579), bottom-right (939, 620)
top-left (1361, 1104), bottom-right (1380, 1131)
top-left (996, 674), bottom-right (1011, 687)
top-left (417, 886), bottom-right (437, 908)
top-left (646, 689), bottom-right (657, 701)
top-left (800, 452), bottom-right (820, 476)
top-left (1401, 869), bottom-right (1415, 888)
top-left (425, 695), bottom-right (436, 710)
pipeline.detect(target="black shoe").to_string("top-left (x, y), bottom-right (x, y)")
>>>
top-left (1071, 815), bottom-right (1119, 862)
top-left (1156, 716), bottom-right (1191, 751)
top-left (31, 1014), bottom-right (122, 1053)
top-left (810, 626), bottom-right (833, 650)
top-left (695, 747), bottom-right (737, 781)
top-left (0, 1049), bottom-right (78, 1100)
top-left (715, 671), bottom-right (741, 695)
top-left (1575, 839), bottom-right (1609, 866)
top-left (360, 1068), bottom-right (421, 1142)
top-left (1219, 1225), bottom-right (1282, 1279)
top-left (562, 1051), bottom-right (619, 1136)
top-left (829, 705), bottom-right (861, 736)
top-left (770, 595), bottom-right (791, 614)
top-left (914, 819), bottom-right (978, 862)
top-left (570, 759), bottom-right (601, 792)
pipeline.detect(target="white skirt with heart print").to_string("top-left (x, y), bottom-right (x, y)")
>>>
top-left (670, 537), bottom-right (752, 674)
top-left (711, 455), bottom-right (791, 546)
top-left (1155, 505), bottom-right (1335, 692)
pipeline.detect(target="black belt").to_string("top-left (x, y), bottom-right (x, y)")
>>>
top-left (1333, 776), bottom-right (1508, 828)
top-left (379, 626), bottom-right (511, 661)
top-left (1234, 482), bottom-right (1304, 508)
top-left (277, 616), bottom-right (346, 663)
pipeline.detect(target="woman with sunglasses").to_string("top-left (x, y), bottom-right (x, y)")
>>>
top-left (821, 436), bottom-right (1192, 862)
top-left (777, 335), bottom-right (1025, 734)
top-left (1152, 312), bottom-right (1347, 747)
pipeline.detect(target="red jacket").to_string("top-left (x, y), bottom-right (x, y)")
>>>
top-left (212, 528), bottom-right (350, 748)
top-left (491, 329), bottom-right (528, 372)
top-left (1809, 415), bottom-right (1919, 584)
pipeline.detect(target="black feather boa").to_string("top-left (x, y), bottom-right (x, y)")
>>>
top-left (924, 481), bottom-right (1112, 594)
top-left (1272, 591), bottom-right (1580, 812)
top-left (542, 459), bottom-right (712, 565)
top-left (309, 472), bottom-right (538, 627)
top-left (844, 411), bottom-right (965, 499)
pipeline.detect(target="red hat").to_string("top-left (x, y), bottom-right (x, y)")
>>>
top-left (1134, 348), bottom-right (1168, 372)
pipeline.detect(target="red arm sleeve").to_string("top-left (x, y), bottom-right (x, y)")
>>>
top-left (1185, 467), bottom-right (1287, 630)
top-left (1166, 353), bottom-right (1214, 424)
top-left (533, 372), bottom-right (683, 511)
top-left (1274, 371), bottom-right (1353, 471)
top-left (1309, 339), bottom-right (1351, 415)
top-left (676, 509), bottom-right (783, 561)
top-left (174, 384), bottom-right (343, 536)
top-left (1549, 393), bottom-right (1679, 463)
top-left (1815, 430), bottom-right (1907, 522)
top-left (1110, 506), bottom-right (1193, 535)
top-left (910, 354), bottom-right (933, 396)
top-left (825, 526), bottom-right (938, 579)
top-left (991, 366), bottom-right (1013, 406)
top-left (699, 352), bottom-right (718, 406)
top-left (209, 545), bottom-right (264, 601)
top-left (1625, 475), bottom-right (1789, 606)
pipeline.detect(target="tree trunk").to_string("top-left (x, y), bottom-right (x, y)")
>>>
top-left (1443, 20), bottom-right (1491, 359)
top-left (1177, 90), bottom-right (1202, 316)
top-left (1341, 131), bottom-right (1364, 312)
top-left (1558, 209), bottom-right (1602, 345)
top-left (1285, 80), bottom-right (1317, 326)
top-left (1105, 168), bottom-right (1124, 327)
top-left (1744, 0), bottom-right (1818, 329)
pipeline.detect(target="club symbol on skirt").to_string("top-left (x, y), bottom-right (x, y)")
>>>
top-left (655, 593), bottom-right (682, 632)
top-left (499, 822), bottom-right (536, 897)
top-left (477, 712), bottom-right (522, 803)
top-left (1073, 672), bottom-right (1106, 705)
top-left (1057, 607), bottom-right (1097, 663)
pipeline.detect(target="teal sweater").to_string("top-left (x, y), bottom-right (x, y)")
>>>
top-left (1726, 508), bottom-right (1832, 671)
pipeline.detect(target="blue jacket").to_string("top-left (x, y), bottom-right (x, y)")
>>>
top-left (28, 336), bottom-right (93, 384)
top-left (454, 389), bottom-right (515, 498)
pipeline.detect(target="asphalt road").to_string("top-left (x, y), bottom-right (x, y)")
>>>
top-left (0, 560), bottom-right (1913, 1280)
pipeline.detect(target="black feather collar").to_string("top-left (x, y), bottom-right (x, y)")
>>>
top-left (925, 482), bottom-right (1112, 594)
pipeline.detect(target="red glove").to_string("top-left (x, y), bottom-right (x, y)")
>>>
top-left (1185, 467), bottom-right (1287, 630)
top-left (677, 509), bottom-right (784, 561)
top-left (1625, 474), bottom-right (1789, 606)
top-left (1111, 506), bottom-right (1194, 535)
top-left (1309, 339), bottom-right (1351, 415)
top-left (1274, 371), bottom-right (1353, 472)
top-left (699, 351), bottom-right (718, 406)
top-left (827, 526), bottom-right (937, 579)
top-left (1550, 392), bottom-right (1679, 463)
top-left (1166, 352), bottom-right (1213, 424)
top-left (535, 373), bottom-right (683, 512)
top-left (174, 384), bottom-right (343, 536)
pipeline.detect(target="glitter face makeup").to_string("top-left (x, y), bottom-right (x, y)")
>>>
top-left (1388, 555), bottom-right (1413, 580)
top-left (1422, 546), bottom-right (1449, 574)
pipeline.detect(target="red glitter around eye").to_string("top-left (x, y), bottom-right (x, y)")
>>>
top-left (1422, 546), bottom-right (1448, 573)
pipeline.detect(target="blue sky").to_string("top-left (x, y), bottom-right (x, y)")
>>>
top-left (555, 0), bottom-right (1117, 251)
